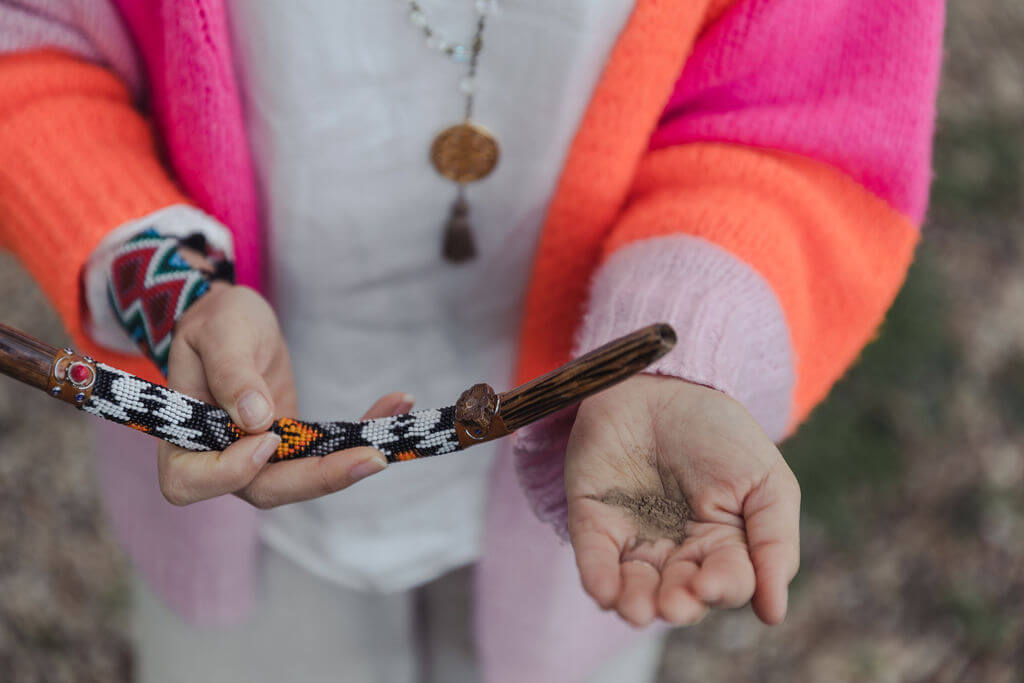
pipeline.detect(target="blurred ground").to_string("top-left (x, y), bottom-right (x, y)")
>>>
top-left (657, 2), bottom-right (1024, 681)
top-left (1, 2), bottom-right (1023, 681)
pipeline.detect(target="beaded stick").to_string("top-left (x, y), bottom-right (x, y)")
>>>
top-left (0, 322), bottom-right (675, 463)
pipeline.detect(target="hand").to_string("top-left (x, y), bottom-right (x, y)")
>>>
top-left (565, 374), bottom-right (800, 627)
top-left (157, 283), bottom-right (409, 508)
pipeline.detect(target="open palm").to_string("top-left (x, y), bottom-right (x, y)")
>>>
top-left (565, 375), bottom-right (800, 627)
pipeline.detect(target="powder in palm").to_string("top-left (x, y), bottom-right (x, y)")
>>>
top-left (589, 489), bottom-right (690, 544)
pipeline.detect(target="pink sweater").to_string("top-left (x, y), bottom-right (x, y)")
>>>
top-left (0, 1), bottom-right (943, 681)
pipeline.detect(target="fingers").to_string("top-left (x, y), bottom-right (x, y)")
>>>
top-left (618, 537), bottom-right (678, 627)
top-left (236, 446), bottom-right (388, 509)
top-left (744, 465), bottom-right (801, 625)
top-left (571, 499), bottom-right (688, 628)
top-left (155, 388), bottom-right (397, 509)
top-left (157, 433), bottom-right (281, 506)
top-left (657, 558), bottom-right (707, 625)
top-left (569, 498), bottom-right (627, 609)
top-left (688, 543), bottom-right (756, 609)
top-left (362, 392), bottom-right (415, 420)
top-left (574, 527), bottom-right (764, 627)
top-left (166, 334), bottom-right (215, 403)
top-left (573, 527), bottom-right (666, 627)
top-left (163, 332), bottom-right (402, 508)
top-left (191, 314), bottom-right (276, 432)
top-left (623, 541), bottom-right (756, 627)
top-left (233, 390), bottom-right (404, 507)
top-left (572, 527), bottom-right (623, 610)
top-left (617, 559), bottom-right (661, 627)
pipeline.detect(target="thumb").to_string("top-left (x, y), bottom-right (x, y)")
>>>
top-left (195, 322), bottom-right (276, 433)
top-left (744, 463), bottom-right (801, 625)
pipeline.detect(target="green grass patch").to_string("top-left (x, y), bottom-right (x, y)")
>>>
top-left (782, 252), bottom-right (959, 544)
top-left (992, 351), bottom-right (1024, 429)
top-left (932, 118), bottom-right (1024, 217)
top-left (942, 588), bottom-right (1013, 653)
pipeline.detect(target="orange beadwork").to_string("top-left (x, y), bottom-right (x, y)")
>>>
top-left (272, 418), bottom-right (325, 461)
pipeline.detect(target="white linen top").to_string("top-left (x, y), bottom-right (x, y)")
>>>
top-left (216, 0), bottom-right (633, 592)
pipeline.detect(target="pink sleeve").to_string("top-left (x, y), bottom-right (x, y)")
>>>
top-left (0, 0), bottom-right (142, 94)
top-left (652, 0), bottom-right (944, 223)
top-left (514, 0), bottom-right (944, 536)
top-left (516, 236), bottom-right (795, 533)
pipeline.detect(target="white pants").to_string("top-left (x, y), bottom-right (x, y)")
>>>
top-left (133, 546), bottom-right (666, 683)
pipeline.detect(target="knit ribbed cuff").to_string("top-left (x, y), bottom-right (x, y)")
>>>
top-left (83, 205), bottom-right (235, 354)
top-left (575, 235), bottom-right (794, 437)
top-left (0, 3), bottom-right (143, 95)
top-left (514, 235), bottom-right (795, 534)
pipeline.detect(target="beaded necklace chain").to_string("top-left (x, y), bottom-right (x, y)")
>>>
top-left (401, 0), bottom-right (500, 263)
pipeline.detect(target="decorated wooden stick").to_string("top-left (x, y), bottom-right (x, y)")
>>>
top-left (0, 322), bottom-right (675, 463)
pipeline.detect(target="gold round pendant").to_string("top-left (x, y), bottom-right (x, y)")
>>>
top-left (430, 122), bottom-right (499, 184)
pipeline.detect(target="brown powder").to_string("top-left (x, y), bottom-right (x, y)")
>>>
top-left (588, 489), bottom-right (690, 545)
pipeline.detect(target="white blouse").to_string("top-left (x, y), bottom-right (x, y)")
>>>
top-left (218, 0), bottom-right (634, 592)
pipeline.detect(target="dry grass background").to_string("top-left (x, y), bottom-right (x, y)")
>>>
top-left (1, 2), bottom-right (1023, 681)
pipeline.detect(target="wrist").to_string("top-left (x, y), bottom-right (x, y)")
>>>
top-left (81, 205), bottom-right (236, 357)
top-left (107, 229), bottom-right (236, 374)
top-left (575, 236), bottom-right (794, 442)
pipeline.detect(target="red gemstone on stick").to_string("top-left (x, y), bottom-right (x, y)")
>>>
top-left (69, 363), bottom-right (91, 383)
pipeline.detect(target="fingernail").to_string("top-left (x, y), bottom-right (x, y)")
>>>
top-left (395, 394), bottom-right (416, 414)
top-left (239, 391), bottom-right (272, 429)
top-left (350, 455), bottom-right (387, 483)
top-left (253, 433), bottom-right (280, 465)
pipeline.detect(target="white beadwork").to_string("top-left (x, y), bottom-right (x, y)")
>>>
top-left (85, 364), bottom-right (460, 459)
top-left (108, 371), bottom-right (153, 413)
top-left (153, 423), bottom-right (208, 452)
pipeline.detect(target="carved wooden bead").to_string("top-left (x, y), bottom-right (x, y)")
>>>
top-left (454, 383), bottom-right (498, 437)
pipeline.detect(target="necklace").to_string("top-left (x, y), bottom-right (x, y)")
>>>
top-left (402, 0), bottom-right (500, 263)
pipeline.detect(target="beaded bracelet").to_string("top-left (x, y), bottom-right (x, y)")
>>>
top-left (107, 228), bottom-right (235, 375)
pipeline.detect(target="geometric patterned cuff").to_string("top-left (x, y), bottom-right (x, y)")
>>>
top-left (107, 228), bottom-right (233, 375)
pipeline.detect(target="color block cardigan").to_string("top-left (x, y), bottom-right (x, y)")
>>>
top-left (0, 1), bottom-right (943, 681)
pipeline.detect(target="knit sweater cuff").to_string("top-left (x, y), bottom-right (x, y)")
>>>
top-left (514, 235), bottom-right (795, 534)
top-left (83, 204), bottom-right (236, 354)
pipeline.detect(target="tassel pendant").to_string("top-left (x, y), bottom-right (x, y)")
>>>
top-left (431, 122), bottom-right (498, 264)
top-left (443, 191), bottom-right (476, 263)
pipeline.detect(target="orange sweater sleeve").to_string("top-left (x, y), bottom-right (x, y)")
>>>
top-left (603, 146), bottom-right (919, 430)
top-left (598, 0), bottom-right (942, 431)
top-left (0, 50), bottom-right (189, 383)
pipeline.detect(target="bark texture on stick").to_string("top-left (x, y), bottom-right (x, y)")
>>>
top-left (0, 322), bottom-right (58, 392)
top-left (497, 323), bottom-right (676, 431)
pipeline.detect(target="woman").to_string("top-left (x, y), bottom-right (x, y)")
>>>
top-left (0, 0), bottom-right (943, 680)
